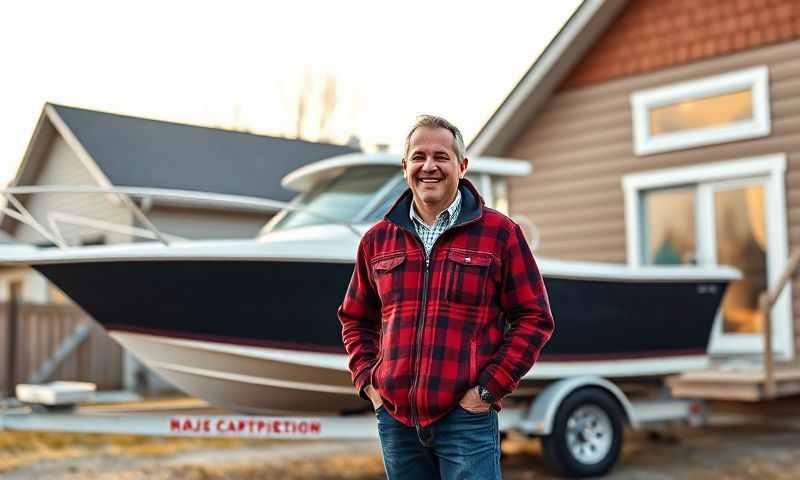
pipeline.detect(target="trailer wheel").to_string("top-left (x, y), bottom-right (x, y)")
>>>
top-left (540, 387), bottom-right (623, 478)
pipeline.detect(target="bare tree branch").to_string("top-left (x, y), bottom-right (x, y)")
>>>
top-left (318, 74), bottom-right (337, 142)
top-left (295, 71), bottom-right (313, 139)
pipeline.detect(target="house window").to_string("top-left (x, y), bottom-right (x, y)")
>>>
top-left (631, 66), bottom-right (770, 155)
top-left (641, 188), bottom-right (696, 265)
top-left (713, 185), bottom-right (768, 334)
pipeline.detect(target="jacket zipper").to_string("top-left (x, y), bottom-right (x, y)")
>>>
top-left (407, 236), bottom-right (429, 427)
top-left (406, 215), bottom-right (482, 428)
top-left (469, 338), bottom-right (477, 381)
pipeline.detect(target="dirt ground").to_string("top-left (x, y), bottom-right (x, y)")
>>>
top-left (2, 418), bottom-right (800, 480)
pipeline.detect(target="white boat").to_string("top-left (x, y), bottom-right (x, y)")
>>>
top-left (0, 152), bottom-right (739, 414)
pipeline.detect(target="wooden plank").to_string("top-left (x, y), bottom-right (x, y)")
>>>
top-left (537, 238), bottom-right (627, 260)
top-left (677, 368), bottom-right (800, 383)
top-left (668, 361), bottom-right (800, 401)
top-left (523, 131), bottom-right (800, 177)
top-left (771, 95), bottom-right (800, 118)
top-left (510, 175), bottom-right (622, 200)
top-left (517, 203), bottom-right (625, 226)
top-left (669, 382), bottom-right (763, 401)
top-left (769, 75), bottom-right (800, 99)
top-left (523, 109), bottom-right (632, 141)
top-left (7, 286), bottom-right (20, 393)
top-left (535, 218), bottom-right (627, 239)
top-left (512, 192), bottom-right (624, 216)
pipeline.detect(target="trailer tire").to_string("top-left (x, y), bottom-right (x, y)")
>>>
top-left (540, 387), bottom-right (623, 478)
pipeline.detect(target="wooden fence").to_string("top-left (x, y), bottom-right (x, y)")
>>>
top-left (0, 302), bottom-right (123, 397)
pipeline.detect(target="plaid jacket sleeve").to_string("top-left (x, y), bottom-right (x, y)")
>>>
top-left (337, 237), bottom-right (382, 400)
top-left (477, 223), bottom-right (555, 401)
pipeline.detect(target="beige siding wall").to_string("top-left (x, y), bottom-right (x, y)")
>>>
top-left (143, 206), bottom-right (273, 240)
top-left (14, 135), bottom-right (133, 245)
top-left (507, 39), bottom-right (800, 353)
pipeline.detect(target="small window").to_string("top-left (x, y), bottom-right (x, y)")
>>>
top-left (641, 188), bottom-right (696, 265)
top-left (631, 66), bottom-right (770, 155)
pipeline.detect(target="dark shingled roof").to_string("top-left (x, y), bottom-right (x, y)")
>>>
top-left (52, 104), bottom-right (359, 202)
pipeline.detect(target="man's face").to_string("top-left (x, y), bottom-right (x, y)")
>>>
top-left (402, 127), bottom-right (468, 211)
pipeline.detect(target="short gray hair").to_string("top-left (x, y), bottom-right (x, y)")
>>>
top-left (404, 114), bottom-right (466, 163)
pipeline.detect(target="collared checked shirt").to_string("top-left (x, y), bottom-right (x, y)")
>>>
top-left (409, 190), bottom-right (462, 260)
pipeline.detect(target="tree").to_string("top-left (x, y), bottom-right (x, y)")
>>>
top-left (285, 69), bottom-right (355, 144)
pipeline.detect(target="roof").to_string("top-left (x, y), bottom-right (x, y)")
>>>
top-left (281, 152), bottom-right (532, 192)
top-left (468, 0), bottom-right (629, 156)
top-left (50, 104), bottom-right (360, 202)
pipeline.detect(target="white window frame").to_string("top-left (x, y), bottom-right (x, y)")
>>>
top-left (622, 154), bottom-right (793, 359)
top-left (630, 66), bottom-right (771, 156)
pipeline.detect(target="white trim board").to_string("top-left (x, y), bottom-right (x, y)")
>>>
top-left (45, 105), bottom-right (116, 190)
top-left (622, 154), bottom-right (793, 360)
top-left (630, 66), bottom-right (771, 156)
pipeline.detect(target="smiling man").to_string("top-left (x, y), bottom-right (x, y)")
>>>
top-left (338, 115), bottom-right (554, 479)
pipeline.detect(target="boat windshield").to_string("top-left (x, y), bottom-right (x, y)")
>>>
top-left (267, 165), bottom-right (399, 231)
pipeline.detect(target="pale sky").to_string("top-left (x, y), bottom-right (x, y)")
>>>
top-left (0, 1), bottom-right (580, 185)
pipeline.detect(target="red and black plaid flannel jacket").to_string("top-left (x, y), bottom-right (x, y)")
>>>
top-left (338, 179), bottom-right (554, 428)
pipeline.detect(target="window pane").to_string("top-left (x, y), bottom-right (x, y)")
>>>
top-left (715, 186), bottom-right (768, 334)
top-left (649, 90), bottom-right (753, 135)
top-left (642, 189), bottom-right (696, 265)
top-left (274, 166), bottom-right (397, 230)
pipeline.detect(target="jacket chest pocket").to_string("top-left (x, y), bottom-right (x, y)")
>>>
top-left (371, 253), bottom-right (406, 305)
top-left (445, 250), bottom-right (493, 305)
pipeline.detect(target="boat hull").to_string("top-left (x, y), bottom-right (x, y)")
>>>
top-left (110, 330), bottom-right (710, 414)
top-left (35, 259), bottom-right (730, 414)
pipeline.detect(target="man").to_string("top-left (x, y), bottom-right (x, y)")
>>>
top-left (338, 115), bottom-right (554, 479)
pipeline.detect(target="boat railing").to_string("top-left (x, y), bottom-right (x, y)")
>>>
top-left (0, 185), bottom-right (362, 249)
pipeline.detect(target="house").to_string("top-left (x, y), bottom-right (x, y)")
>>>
top-left (0, 103), bottom-right (359, 396)
top-left (469, 0), bottom-right (800, 383)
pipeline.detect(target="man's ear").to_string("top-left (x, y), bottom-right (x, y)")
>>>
top-left (459, 157), bottom-right (469, 178)
top-left (402, 158), bottom-right (408, 178)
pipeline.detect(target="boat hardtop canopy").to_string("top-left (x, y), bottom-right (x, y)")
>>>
top-left (281, 152), bottom-right (532, 192)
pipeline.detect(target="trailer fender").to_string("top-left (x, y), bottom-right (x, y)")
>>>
top-left (519, 376), bottom-right (636, 435)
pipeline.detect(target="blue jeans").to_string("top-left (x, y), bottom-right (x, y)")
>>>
top-left (375, 405), bottom-right (502, 480)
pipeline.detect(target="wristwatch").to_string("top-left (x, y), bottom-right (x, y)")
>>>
top-left (477, 385), bottom-right (496, 404)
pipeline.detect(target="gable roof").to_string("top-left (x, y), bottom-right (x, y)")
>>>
top-left (39, 104), bottom-right (359, 202)
top-left (468, 0), bottom-right (628, 156)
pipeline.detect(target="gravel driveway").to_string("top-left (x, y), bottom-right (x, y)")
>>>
top-left (3, 419), bottom-right (800, 479)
